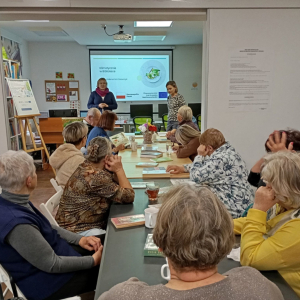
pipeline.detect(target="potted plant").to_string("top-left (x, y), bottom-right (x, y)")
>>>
top-left (138, 122), bottom-right (157, 144)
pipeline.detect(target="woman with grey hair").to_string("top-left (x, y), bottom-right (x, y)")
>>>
top-left (56, 136), bottom-right (135, 236)
top-left (49, 121), bottom-right (88, 189)
top-left (172, 124), bottom-right (201, 161)
top-left (234, 151), bottom-right (300, 297)
top-left (166, 105), bottom-right (199, 143)
top-left (0, 150), bottom-right (104, 300)
top-left (99, 185), bottom-right (283, 300)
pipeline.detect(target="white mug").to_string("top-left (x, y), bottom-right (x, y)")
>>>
top-left (144, 207), bottom-right (159, 228)
top-left (161, 258), bottom-right (170, 281)
top-left (131, 141), bottom-right (137, 152)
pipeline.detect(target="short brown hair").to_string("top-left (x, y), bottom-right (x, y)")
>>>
top-left (199, 128), bottom-right (225, 150)
top-left (265, 129), bottom-right (300, 152)
top-left (166, 80), bottom-right (178, 93)
top-left (98, 111), bottom-right (118, 131)
top-left (62, 121), bottom-right (88, 146)
top-left (153, 185), bottom-right (234, 271)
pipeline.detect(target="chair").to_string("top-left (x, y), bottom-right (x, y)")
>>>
top-left (132, 117), bottom-right (153, 133)
top-left (161, 113), bottom-right (168, 132)
top-left (50, 178), bottom-right (63, 192)
top-left (0, 264), bottom-right (81, 300)
top-left (196, 114), bottom-right (201, 131)
top-left (39, 189), bottom-right (63, 226)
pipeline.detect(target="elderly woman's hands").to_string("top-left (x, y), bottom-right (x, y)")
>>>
top-left (105, 155), bottom-right (123, 173)
top-left (79, 236), bottom-right (101, 252)
top-left (166, 129), bottom-right (176, 138)
top-left (266, 131), bottom-right (294, 153)
top-left (92, 246), bottom-right (104, 266)
top-left (253, 186), bottom-right (277, 212)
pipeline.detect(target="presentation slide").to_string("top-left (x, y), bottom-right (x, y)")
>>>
top-left (90, 54), bottom-right (170, 101)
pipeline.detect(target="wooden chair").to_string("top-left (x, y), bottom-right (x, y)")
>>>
top-left (39, 189), bottom-right (63, 226)
top-left (0, 263), bottom-right (81, 300)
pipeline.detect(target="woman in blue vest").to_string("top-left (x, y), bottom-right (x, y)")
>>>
top-left (87, 78), bottom-right (118, 112)
top-left (0, 150), bottom-right (104, 300)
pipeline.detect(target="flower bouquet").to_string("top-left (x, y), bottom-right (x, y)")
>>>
top-left (138, 122), bottom-right (157, 144)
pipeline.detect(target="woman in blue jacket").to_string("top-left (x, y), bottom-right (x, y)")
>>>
top-left (87, 78), bottom-right (118, 112)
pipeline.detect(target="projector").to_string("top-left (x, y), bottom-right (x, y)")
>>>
top-left (113, 33), bottom-right (132, 42)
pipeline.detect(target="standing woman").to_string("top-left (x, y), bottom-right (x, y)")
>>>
top-left (87, 78), bottom-right (118, 112)
top-left (166, 81), bottom-right (186, 131)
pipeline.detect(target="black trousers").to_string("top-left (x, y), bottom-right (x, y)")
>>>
top-left (44, 234), bottom-right (105, 300)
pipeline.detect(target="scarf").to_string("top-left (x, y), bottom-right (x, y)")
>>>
top-left (96, 87), bottom-right (109, 98)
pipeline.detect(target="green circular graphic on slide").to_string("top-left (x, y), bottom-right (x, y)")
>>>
top-left (139, 60), bottom-right (166, 88)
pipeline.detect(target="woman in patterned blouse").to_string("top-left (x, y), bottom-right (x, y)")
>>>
top-left (167, 128), bottom-right (254, 218)
top-left (166, 81), bottom-right (186, 131)
top-left (56, 136), bottom-right (135, 236)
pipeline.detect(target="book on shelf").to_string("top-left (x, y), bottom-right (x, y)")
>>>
top-left (3, 61), bottom-right (11, 78)
top-left (109, 132), bottom-right (130, 147)
top-left (144, 234), bottom-right (164, 257)
top-left (150, 157), bottom-right (173, 163)
top-left (9, 120), bottom-right (16, 136)
top-left (131, 181), bottom-right (155, 188)
top-left (10, 136), bottom-right (18, 151)
top-left (142, 167), bottom-right (169, 178)
top-left (136, 162), bottom-right (158, 168)
top-left (7, 99), bottom-right (14, 118)
top-left (140, 151), bottom-right (163, 158)
top-left (111, 214), bottom-right (145, 229)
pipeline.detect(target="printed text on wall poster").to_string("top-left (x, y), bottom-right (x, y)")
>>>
top-left (228, 49), bottom-right (272, 112)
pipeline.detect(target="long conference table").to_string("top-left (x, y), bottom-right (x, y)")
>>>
top-left (94, 179), bottom-right (298, 299)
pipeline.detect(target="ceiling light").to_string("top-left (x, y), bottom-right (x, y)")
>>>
top-left (15, 20), bottom-right (50, 22)
top-left (134, 21), bottom-right (173, 28)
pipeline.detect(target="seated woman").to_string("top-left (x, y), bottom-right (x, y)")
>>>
top-left (172, 124), bottom-right (201, 161)
top-left (0, 151), bottom-right (104, 300)
top-left (86, 110), bottom-right (125, 153)
top-left (166, 105), bottom-right (199, 143)
top-left (248, 130), bottom-right (300, 187)
top-left (49, 121), bottom-right (87, 189)
top-left (234, 151), bottom-right (300, 297)
top-left (166, 128), bottom-right (254, 218)
top-left (99, 185), bottom-right (283, 300)
top-left (56, 136), bottom-right (135, 236)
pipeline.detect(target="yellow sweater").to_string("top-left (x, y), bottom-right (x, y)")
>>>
top-left (234, 208), bottom-right (300, 297)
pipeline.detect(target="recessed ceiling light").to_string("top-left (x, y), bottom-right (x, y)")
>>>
top-left (15, 20), bottom-right (50, 22)
top-left (134, 21), bottom-right (173, 28)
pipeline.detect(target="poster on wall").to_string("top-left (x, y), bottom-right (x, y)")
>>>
top-left (1, 36), bottom-right (22, 74)
top-left (228, 48), bottom-right (273, 112)
top-left (46, 82), bottom-right (56, 94)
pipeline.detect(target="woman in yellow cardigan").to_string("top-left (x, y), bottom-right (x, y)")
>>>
top-left (234, 151), bottom-right (300, 297)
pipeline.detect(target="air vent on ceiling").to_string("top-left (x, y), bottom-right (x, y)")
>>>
top-left (133, 31), bottom-right (167, 42)
top-left (29, 27), bottom-right (68, 37)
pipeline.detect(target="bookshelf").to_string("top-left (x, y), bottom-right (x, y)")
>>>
top-left (3, 58), bottom-right (22, 150)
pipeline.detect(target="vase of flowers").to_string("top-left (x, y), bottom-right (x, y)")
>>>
top-left (138, 122), bottom-right (157, 144)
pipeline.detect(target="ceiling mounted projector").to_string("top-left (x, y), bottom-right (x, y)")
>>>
top-left (103, 24), bottom-right (132, 43)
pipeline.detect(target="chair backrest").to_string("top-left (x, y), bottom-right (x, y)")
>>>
top-left (133, 117), bottom-right (153, 132)
top-left (161, 113), bottom-right (168, 131)
top-left (196, 114), bottom-right (201, 131)
top-left (39, 189), bottom-right (63, 226)
top-left (50, 178), bottom-right (63, 192)
top-left (0, 264), bottom-right (26, 299)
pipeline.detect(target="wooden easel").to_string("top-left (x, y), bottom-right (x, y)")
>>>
top-left (16, 114), bottom-right (56, 176)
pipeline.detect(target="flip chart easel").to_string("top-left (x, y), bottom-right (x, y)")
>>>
top-left (6, 78), bottom-right (56, 175)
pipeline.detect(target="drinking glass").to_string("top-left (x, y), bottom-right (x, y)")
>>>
top-left (145, 184), bottom-right (160, 202)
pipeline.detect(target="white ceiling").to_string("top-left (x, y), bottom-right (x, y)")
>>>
top-left (0, 21), bottom-right (203, 45)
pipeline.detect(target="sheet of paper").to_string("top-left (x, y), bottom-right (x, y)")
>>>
top-left (57, 94), bottom-right (67, 101)
top-left (46, 82), bottom-right (56, 94)
top-left (69, 81), bottom-right (78, 89)
top-left (69, 91), bottom-right (78, 101)
top-left (228, 48), bottom-right (272, 112)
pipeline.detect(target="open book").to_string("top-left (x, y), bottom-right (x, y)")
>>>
top-left (109, 132), bottom-right (129, 147)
